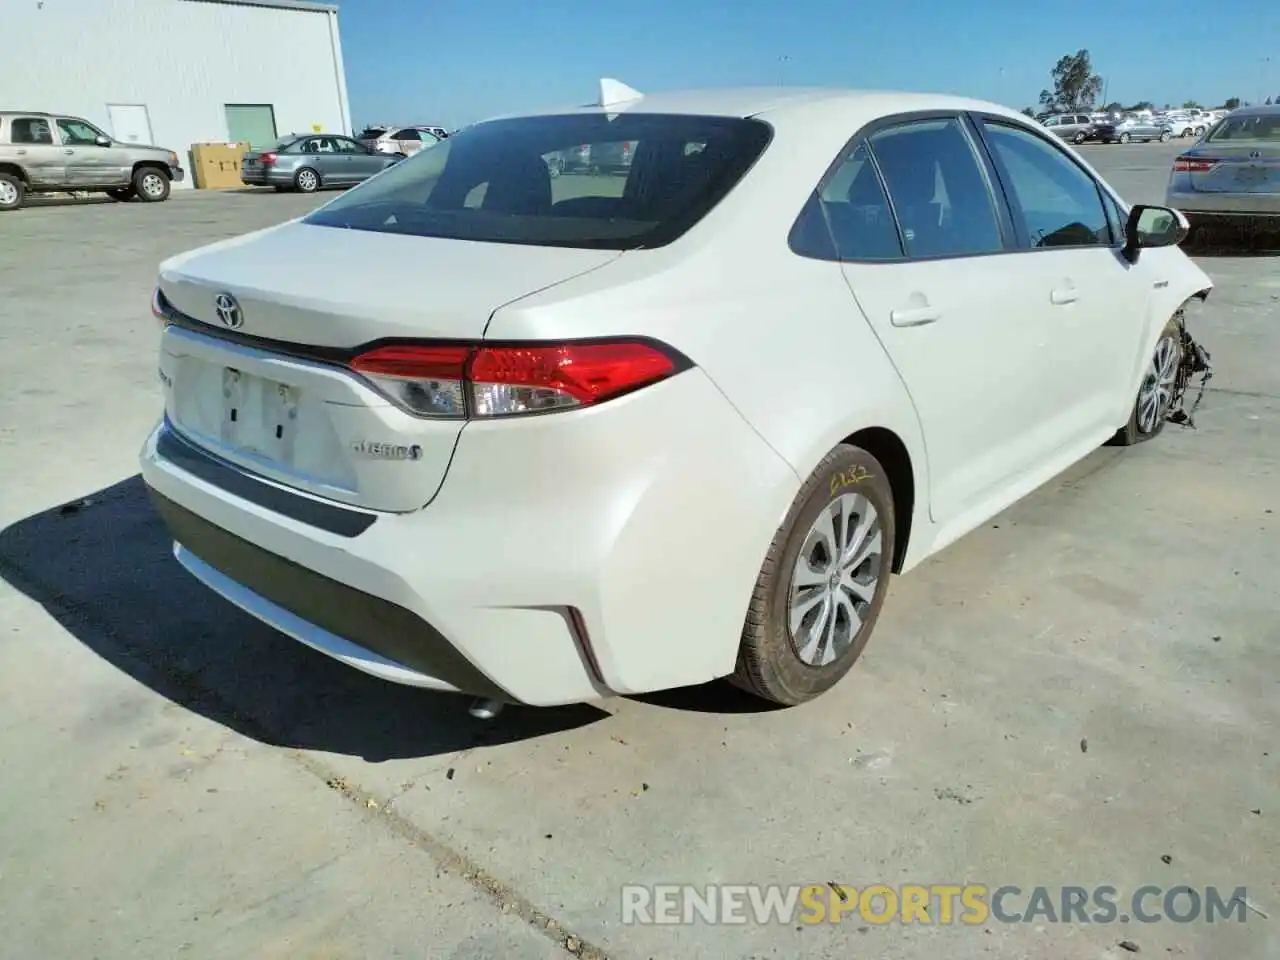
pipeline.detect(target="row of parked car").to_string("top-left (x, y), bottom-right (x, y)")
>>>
top-left (1042, 108), bottom-right (1226, 145)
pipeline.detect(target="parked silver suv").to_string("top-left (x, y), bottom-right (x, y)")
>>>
top-left (0, 110), bottom-right (185, 211)
top-left (1041, 112), bottom-right (1096, 144)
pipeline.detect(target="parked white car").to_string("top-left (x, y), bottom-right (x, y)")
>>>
top-left (1165, 112), bottom-right (1212, 138)
top-left (141, 85), bottom-right (1213, 710)
top-left (357, 124), bottom-right (443, 156)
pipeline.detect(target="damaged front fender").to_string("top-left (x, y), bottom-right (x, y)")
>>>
top-left (1166, 308), bottom-right (1214, 428)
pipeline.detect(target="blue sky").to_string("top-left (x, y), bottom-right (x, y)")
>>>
top-left (339, 0), bottom-right (1278, 129)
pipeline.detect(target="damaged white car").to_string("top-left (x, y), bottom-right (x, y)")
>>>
top-left (141, 82), bottom-right (1214, 712)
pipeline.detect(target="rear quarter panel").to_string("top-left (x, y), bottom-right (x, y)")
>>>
top-left (485, 100), bottom-right (932, 567)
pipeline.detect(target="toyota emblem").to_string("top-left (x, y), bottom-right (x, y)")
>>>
top-left (214, 293), bottom-right (243, 329)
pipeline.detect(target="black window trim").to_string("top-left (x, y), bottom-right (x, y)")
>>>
top-left (969, 112), bottom-right (1126, 251)
top-left (790, 108), bottom-right (1020, 265)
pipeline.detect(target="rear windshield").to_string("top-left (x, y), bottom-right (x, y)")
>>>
top-left (358, 126), bottom-right (388, 139)
top-left (302, 113), bottom-right (773, 249)
top-left (1207, 114), bottom-right (1280, 142)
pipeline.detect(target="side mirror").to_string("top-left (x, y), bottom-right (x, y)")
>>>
top-left (1121, 204), bottom-right (1189, 263)
top-left (95, 134), bottom-right (112, 147)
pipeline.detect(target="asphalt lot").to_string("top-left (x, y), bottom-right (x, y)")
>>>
top-left (1, 142), bottom-right (1277, 960)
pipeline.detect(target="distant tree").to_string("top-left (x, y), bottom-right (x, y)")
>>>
top-left (1021, 107), bottom-right (1036, 118)
top-left (1182, 100), bottom-right (1202, 109)
top-left (1124, 101), bottom-right (1155, 112)
top-left (1104, 101), bottom-right (1124, 113)
top-left (1223, 97), bottom-right (1242, 109)
top-left (1164, 103), bottom-right (1172, 109)
top-left (1038, 49), bottom-right (1104, 111)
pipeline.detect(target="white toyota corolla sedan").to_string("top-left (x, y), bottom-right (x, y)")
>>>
top-left (141, 84), bottom-right (1213, 710)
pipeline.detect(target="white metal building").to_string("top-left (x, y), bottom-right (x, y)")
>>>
top-left (1, 0), bottom-right (352, 188)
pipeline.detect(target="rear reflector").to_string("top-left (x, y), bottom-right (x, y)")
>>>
top-left (349, 339), bottom-right (684, 419)
top-left (152, 286), bottom-right (171, 324)
top-left (1174, 156), bottom-right (1219, 172)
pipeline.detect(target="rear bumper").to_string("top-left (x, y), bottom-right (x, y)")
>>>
top-left (1167, 188), bottom-right (1280, 219)
top-left (139, 369), bottom-right (799, 706)
top-left (240, 168), bottom-right (292, 187)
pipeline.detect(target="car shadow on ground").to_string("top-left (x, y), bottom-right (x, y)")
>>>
top-left (26, 194), bottom-right (118, 207)
top-left (0, 475), bottom-right (610, 762)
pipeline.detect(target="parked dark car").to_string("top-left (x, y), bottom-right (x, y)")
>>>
top-left (241, 133), bottom-right (402, 193)
top-left (1093, 118), bottom-right (1174, 144)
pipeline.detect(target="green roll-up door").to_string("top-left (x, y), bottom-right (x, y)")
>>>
top-left (225, 104), bottom-right (278, 149)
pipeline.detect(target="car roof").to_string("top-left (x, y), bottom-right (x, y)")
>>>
top-left (1230, 104), bottom-right (1280, 117)
top-left (473, 86), bottom-right (1029, 126)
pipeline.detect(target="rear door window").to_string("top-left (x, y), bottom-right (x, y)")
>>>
top-left (10, 117), bottom-right (54, 144)
top-left (303, 113), bottom-right (773, 249)
top-left (866, 118), bottom-right (1004, 259)
top-left (813, 142), bottom-right (902, 260)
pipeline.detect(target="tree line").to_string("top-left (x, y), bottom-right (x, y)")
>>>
top-left (1026, 49), bottom-right (1272, 115)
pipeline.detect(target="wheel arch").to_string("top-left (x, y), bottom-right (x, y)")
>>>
top-left (131, 159), bottom-right (170, 179)
top-left (838, 426), bottom-right (917, 574)
top-left (0, 162), bottom-right (30, 185)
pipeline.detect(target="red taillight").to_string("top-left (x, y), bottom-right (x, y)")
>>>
top-left (261, 152), bottom-right (278, 166)
top-left (348, 339), bottom-right (683, 419)
top-left (1174, 156), bottom-right (1218, 172)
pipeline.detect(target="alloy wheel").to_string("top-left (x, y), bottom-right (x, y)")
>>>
top-left (140, 172), bottom-right (166, 199)
top-left (1137, 335), bottom-right (1180, 434)
top-left (0, 180), bottom-right (17, 206)
top-left (788, 492), bottom-right (883, 667)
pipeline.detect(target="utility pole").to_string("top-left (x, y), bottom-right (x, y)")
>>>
top-left (778, 55), bottom-right (791, 88)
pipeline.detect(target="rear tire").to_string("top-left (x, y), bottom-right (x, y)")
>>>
top-left (1073, 131), bottom-right (1087, 144)
top-left (294, 167), bottom-right (320, 193)
top-left (731, 444), bottom-right (895, 706)
top-left (1119, 132), bottom-right (1131, 144)
top-left (1109, 314), bottom-right (1184, 446)
top-left (0, 173), bottom-right (25, 211)
top-left (133, 166), bottom-right (170, 202)
top-left (1160, 130), bottom-right (1172, 142)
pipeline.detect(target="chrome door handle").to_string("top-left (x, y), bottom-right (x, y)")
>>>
top-left (890, 306), bottom-right (941, 327)
top-left (1050, 288), bottom-right (1078, 305)
top-left (64, 149), bottom-right (74, 155)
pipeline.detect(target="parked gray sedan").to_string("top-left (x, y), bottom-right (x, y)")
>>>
top-left (1092, 117), bottom-right (1173, 144)
top-left (241, 133), bottom-right (402, 193)
top-left (1166, 104), bottom-right (1280, 230)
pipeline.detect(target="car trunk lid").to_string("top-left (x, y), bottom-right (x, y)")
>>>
top-left (1180, 144), bottom-right (1280, 194)
top-left (157, 222), bottom-right (620, 512)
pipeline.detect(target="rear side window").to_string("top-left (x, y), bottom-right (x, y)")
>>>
top-left (10, 117), bottom-right (53, 145)
top-left (867, 118), bottom-right (1004, 259)
top-left (303, 113), bottom-right (773, 249)
top-left (981, 122), bottom-right (1109, 248)
top-left (815, 142), bottom-right (902, 260)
